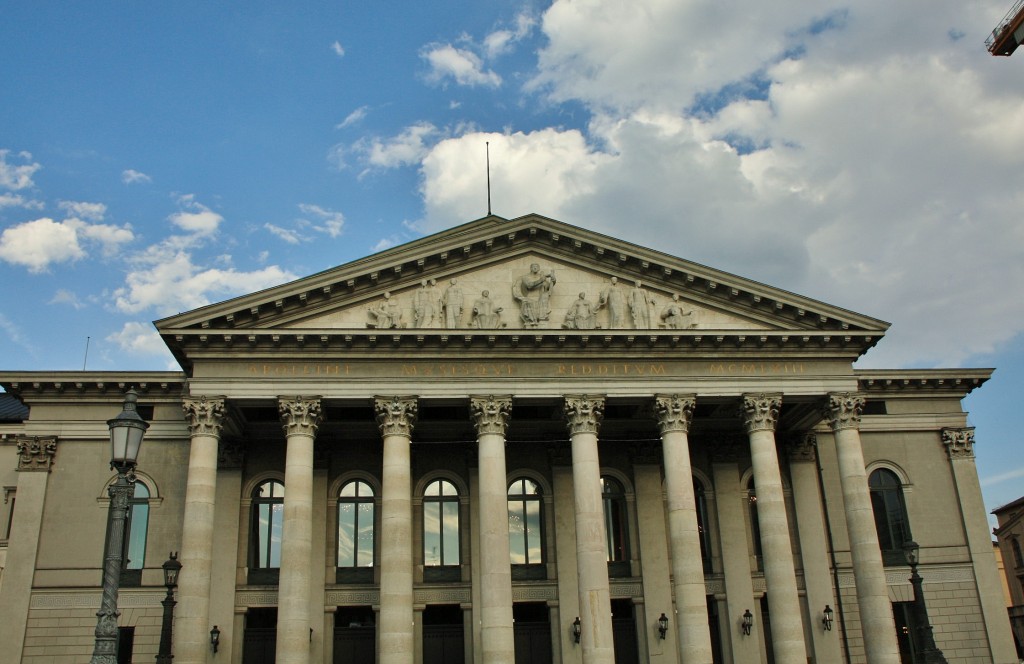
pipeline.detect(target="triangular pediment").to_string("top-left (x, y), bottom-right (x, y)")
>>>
top-left (156, 214), bottom-right (888, 368)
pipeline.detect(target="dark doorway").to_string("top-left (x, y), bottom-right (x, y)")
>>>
top-left (513, 602), bottom-right (553, 664)
top-left (611, 599), bottom-right (639, 664)
top-left (759, 595), bottom-right (775, 664)
top-left (707, 596), bottom-right (725, 664)
top-left (243, 608), bottom-right (277, 664)
top-left (334, 605), bottom-right (375, 664)
top-left (893, 601), bottom-right (920, 663)
top-left (422, 604), bottom-right (465, 664)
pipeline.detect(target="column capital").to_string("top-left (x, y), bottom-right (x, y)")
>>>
top-left (564, 395), bottom-right (604, 435)
top-left (278, 396), bottom-right (323, 438)
top-left (942, 427), bottom-right (975, 459)
top-left (15, 435), bottom-right (57, 472)
top-left (182, 396), bottom-right (227, 438)
top-left (741, 393), bottom-right (782, 433)
top-left (469, 396), bottom-right (512, 436)
top-left (374, 396), bottom-right (418, 438)
top-left (823, 392), bottom-right (865, 432)
top-left (786, 432), bottom-right (817, 462)
top-left (654, 394), bottom-right (696, 434)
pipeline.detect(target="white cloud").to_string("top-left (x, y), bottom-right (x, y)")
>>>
top-left (49, 289), bottom-right (85, 309)
top-left (0, 192), bottom-right (43, 210)
top-left (0, 218), bottom-right (86, 272)
top-left (0, 149), bottom-right (41, 190)
top-left (265, 223), bottom-right (304, 244)
top-left (331, 40), bottom-right (345, 57)
top-left (0, 313), bottom-right (32, 350)
top-left (337, 106), bottom-right (369, 129)
top-left (122, 169), bottom-right (152, 184)
top-left (483, 11), bottom-right (536, 58)
top-left (372, 236), bottom-right (400, 252)
top-left (168, 197), bottom-right (223, 236)
top-left (106, 321), bottom-right (172, 358)
top-left (59, 200), bottom-right (107, 221)
top-left (297, 203), bottom-right (345, 237)
top-left (356, 122), bottom-right (440, 170)
top-left (112, 242), bottom-right (296, 316)
top-left (422, 44), bottom-right (502, 88)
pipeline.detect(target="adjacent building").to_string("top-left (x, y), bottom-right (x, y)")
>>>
top-left (993, 496), bottom-right (1024, 658)
top-left (0, 214), bottom-right (1017, 663)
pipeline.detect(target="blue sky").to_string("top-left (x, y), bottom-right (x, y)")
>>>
top-left (2, 1), bottom-right (1023, 524)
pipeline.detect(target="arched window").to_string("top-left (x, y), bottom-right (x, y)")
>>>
top-left (602, 476), bottom-right (630, 577)
top-left (337, 480), bottom-right (375, 583)
top-left (694, 478), bottom-right (712, 573)
top-left (1012, 538), bottom-right (1024, 569)
top-left (508, 478), bottom-right (544, 578)
top-left (250, 480), bottom-right (284, 583)
top-left (116, 480), bottom-right (150, 586)
top-left (747, 478), bottom-right (763, 571)
top-left (423, 479), bottom-right (460, 571)
top-left (869, 468), bottom-right (911, 566)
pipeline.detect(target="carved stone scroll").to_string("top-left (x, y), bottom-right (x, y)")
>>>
top-left (942, 427), bottom-right (975, 459)
top-left (15, 435), bottom-right (57, 471)
top-left (741, 393), bottom-right (782, 433)
top-left (564, 395), bottom-right (604, 435)
top-left (182, 396), bottom-right (226, 438)
top-left (469, 396), bottom-right (512, 436)
top-left (654, 394), bottom-right (696, 434)
top-left (374, 396), bottom-right (418, 438)
top-left (278, 396), bottom-right (323, 438)
top-left (823, 392), bottom-right (865, 432)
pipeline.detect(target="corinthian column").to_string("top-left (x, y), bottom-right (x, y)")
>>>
top-left (564, 395), bottom-right (614, 664)
top-left (470, 396), bottom-right (515, 664)
top-left (655, 395), bottom-right (713, 664)
top-left (174, 396), bottom-right (226, 664)
top-left (376, 396), bottom-right (418, 664)
top-left (824, 393), bottom-right (900, 664)
top-left (275, 397), bottom-right (322, 664)
top-left (741, 393), bottom-right (806, 664)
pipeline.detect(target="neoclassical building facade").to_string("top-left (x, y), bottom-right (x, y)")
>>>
top-left (0, 214), bottom-right (1016, 664)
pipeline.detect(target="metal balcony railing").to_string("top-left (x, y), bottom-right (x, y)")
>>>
top-left (986, 0), bottom-right (1024, 52)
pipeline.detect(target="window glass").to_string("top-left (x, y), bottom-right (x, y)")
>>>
top-left (423, 479), bottom-right (459, 566)
top-left (252, 480), bottom-right (285, 569)
top-left (694, 478), bottom-right (712, 572)
top-left (338, 481), bottom-right (375, 568)
top-left (602, 476), bottom-right (628, 562)
top-left (747, 478), bottom-right (763, 568)
top-left (869, 469), bottom-right (911, 563)
top-left (125, 481), bottom-right (150, 570)
top-left (508, 478), bottom-right (543, 565)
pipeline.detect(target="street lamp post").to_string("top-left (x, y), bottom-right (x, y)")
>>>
top-left (902, 540), bottom-right (948, 664)
top-left (156, 552), bottom-right (182, 664)
top-left (91, 389), bottom-right (149, 664)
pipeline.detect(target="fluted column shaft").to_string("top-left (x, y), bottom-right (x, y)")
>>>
top-left (825, 393), bottom-right (900, 664)
top-left (471, 396), bottom-right (515, 664)
top-left (376, 397), bottom-right (418, 664)
top-left (275, 397), bottom-right (322, 664)
top-left (174, 397), bottom-right (226, 664)
top-left (742, 394), bottom-right (807, 663)
top-left (656, 395), bottom-right (714, 664)
top-left (565, 395), bottom-right (614, 664)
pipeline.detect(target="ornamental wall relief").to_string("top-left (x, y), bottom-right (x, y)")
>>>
top-left (286, 256), bottom-right (764, 331)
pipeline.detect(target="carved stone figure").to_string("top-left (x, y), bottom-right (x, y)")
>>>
top-left (471, 290), bottom-right (505, 329)
top-left (512, 263), bottom-right (556, 327)
top-left (562, 292), bottom-right (598, 330)
top-left (628, 280), bottom-right (657, 328)
top-left (441, 278), bottom-right (464, 328)
top-left (598, 276), bottom-right (627, 328)
top-left (660, 294), bottom-right (694, 329)
top-left (412, 279), bottom-right (436, 328)
top-left (367, 291), bottom-right (402, 328)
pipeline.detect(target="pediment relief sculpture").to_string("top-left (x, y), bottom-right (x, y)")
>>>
top-left (357, 257), bottom-right (739, 331)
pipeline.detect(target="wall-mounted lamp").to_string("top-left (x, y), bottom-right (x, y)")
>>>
top-left (210, 625), bottom-right (221, 654)
top-left (822, 605), bottom-right (834, 631)
top-left (657, 613), bottom-right (669, 640)
top-left (572, 616), bottom-right (581, 644)
top-left (741, 609), bottom-right (753, 636)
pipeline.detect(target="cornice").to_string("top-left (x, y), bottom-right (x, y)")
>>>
top-left (855, 369), bottom-right (992, 396)
top-left (0, 372), bottom-right (187, 400)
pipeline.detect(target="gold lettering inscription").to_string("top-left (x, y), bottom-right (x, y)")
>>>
top-left (708, 362), bottom-right (805, 375)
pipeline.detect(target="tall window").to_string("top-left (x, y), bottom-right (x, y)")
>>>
top-left (1012, 538), bottom-right (1023, 569)
top-left (250, 480), bottom-right (284, 583)
top-left (125, 481), bottom-right (150, 571)
top-left (423, 480), bottom-right (460, 568)
top-left (695, 478), bottom-right (712, 573)
top-left (337, 480), bottom-right (375, 583)
top-left (747, 478), bottom-right (763, 571)
top-left (602, 476), bottom-right (630, 577)
top-left (508, 478), bottom-right (543, 567)
top-left (869, 469), bottom-right (911, 566)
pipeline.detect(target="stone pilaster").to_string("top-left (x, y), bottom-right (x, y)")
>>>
top-left (942, 428), bottom-right (1018, 663)
top-left (564, 395), bottom-right (614, 664)
top-left (375, 397), bottom-right (417, 664)
top-left (275, 397), bottom-right (322, 664)
top-left (655, 395), bottom-right (713, 664)
top-left (470, 396), bottom-right (515, 664)
top-left (824, 393), bottom-right (900, 664)
top-left (786, 433), bottom-right (842, 664)
top-left (0, 436), bottom-right (56, 662)
top-left (175, 396), bottom-right (226, 664)
top-left (741, 394), bottom-right (806, 664)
